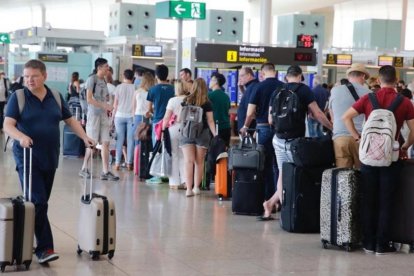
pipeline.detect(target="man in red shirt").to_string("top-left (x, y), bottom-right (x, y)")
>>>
top-left (342, 65), bottom-right (414, 255)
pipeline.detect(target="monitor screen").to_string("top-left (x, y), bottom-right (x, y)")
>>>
top-left (218, 69), bottom-right (238, 105)
top-left (195, 67), bottom-right (217, 86)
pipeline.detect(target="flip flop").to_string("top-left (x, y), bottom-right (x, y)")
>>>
top-left (256, 215), bottom-right (275, 221)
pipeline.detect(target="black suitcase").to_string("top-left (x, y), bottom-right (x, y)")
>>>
top-left (232, 169), bottom-right (264, 215)
top-left (280, 163), bottom-right (327, 233)
top-left (139, 139), bottom-right (152, 179)
top-left (63, 125), bottom-right (85, 157)
top-left (391, 160), bottom-right (414, 252)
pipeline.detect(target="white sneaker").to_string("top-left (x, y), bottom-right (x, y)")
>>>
top-left (192, 187), bottom-right (201, 195)
top-left (186, 190), bottom-right (194, 197)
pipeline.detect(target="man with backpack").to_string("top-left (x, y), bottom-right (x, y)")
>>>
top-left (342, 65), bottom-right (414, 255)
top-left (240, 62), bottom-right (284, 203)
top-left (261, 65), bottom-right (332, 220)
top-left (329, 63), bottom-right (371, 169)
top-left (80, 58), bottom-right (119, 181)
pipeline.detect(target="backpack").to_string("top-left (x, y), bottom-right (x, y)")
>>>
top-left (359, 93), bottom-right (403, 167)
top-left (79, 75), bottom-right (98, 115)
top-left (4, 88), bottom-right (62, 152)
top-left (180, 102), bottom-right (204, 139)
top-left (271, 83), bottom-right (305, 139)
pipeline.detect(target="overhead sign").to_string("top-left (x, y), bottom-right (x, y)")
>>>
top-left (326, 54), bottom-right (352, 65)
top-left (196, 43), bottom-right (317, 66)
top-left (156, 1), bottom-right (206, 20)
top-left (0, 33), bottom-right (10, 44)
top-left (296, 35), bottom-right (314, 49)
top-left (378, 56), bottom-right (404, 67)
top-left (132, 44), bottom-right (163, 58)
top-left (38, 53), bottom-right (68, 63)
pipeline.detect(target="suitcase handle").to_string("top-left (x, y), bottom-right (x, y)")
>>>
top-left (337, 196), bottom-right (342, 222)
top-left (23, 147), bottom-right (32, 202)
top-left (83, 151), bottom-right (94, 201)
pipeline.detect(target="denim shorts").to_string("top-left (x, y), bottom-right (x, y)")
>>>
top-left (180, 128), bottom-right (211, 149)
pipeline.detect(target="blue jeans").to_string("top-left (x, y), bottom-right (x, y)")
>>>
top-left (360, 162), bottom-right (400, 247)
top-left (114, 116), bottom-right (134, 165)
top-left (134, 115), bottom-right (144, 145)
top-left (16, 164), bottom-right (55, 256)
top-left (307, 118), bottom-right (324, 137)
top-left (256, 125), bottom-right (278, 200)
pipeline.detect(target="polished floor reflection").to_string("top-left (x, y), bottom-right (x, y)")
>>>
top-left (1, 138), bottom-right (414, 275)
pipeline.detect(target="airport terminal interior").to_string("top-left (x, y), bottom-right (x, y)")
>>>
top-left (2, 0), bottom-right (414, 275)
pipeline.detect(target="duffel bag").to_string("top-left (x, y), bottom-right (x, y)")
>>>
top-left (290, 135), bottom-right (335, 168)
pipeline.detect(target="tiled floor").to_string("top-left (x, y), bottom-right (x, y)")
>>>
top-left (1, 136), bottom-right (414, 275)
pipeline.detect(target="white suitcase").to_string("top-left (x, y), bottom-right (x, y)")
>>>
top-left (77, 157), bottom-right (116, 260)
top-left (0, 148), bottom-right (35, 272)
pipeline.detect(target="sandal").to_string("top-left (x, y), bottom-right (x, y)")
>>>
top-left (256, 215), bottom-right (275, 221)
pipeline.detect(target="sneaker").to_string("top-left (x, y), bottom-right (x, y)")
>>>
top-left (37, 249), bottom-right (59, 264)
top-left (100, 171), bottom-right (120, 181)
top-left (192, 187), bottom-right (201, 195)
top-left (376, 244), bottom-right (397, 255)
top-left (145, 177), bottom-right (162, 184)
top-left (186, 190), bottom-right (194, 197)
top-left (363, 247), bottom-right (375, 254)
top-left (78, 168), bottom-right (91, 179)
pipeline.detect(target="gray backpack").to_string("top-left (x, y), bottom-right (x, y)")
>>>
top-left (180, 103), bottom-right (204, 139)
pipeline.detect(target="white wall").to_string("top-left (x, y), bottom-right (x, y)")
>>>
top-left (333, 0), bottom-right (414, 50)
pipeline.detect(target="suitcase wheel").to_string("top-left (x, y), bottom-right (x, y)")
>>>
top-left (345, 245), bottom-right (352, 252)
top-left (321, 240), bottom-right (329, 249)
top-left (25, 263), bottom-right (30, 270)
top-left (1, 265), bottom-right (5, 273)
top-left (77, 245), bottom-right (82, 255)
top-left (91, 252), bottom-right (100, 260)
top-left (108, 251), bottom-right (114, 260)
top-left (410, 244), bottom-right (414, 253)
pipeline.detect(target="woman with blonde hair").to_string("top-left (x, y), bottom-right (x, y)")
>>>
top-left (134, 72), bottom-right (156, 142)
top-left (180, 78), bottom-right (216, 197)
top-left (162, 80), bottom-right (188, 189)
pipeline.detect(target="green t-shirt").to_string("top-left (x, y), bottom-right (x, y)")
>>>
top-left (208, 89), bottom-right (231, 130)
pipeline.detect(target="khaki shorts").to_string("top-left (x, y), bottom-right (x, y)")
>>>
top-left (333, 136), bottom-right (360, 169)
top-left (86, 113), bottom-right (111, 143)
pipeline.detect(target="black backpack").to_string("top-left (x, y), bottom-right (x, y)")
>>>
top-left (271, 83), bottom-right (305, 139)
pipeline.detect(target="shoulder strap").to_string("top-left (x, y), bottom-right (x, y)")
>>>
top-left (50, 89), bottom-right (62, 110)
top-left (15, 89), bottom-right (25, 114)
top-left (92, 74), bottom-right (98, 94)
top-left (387, 94), bottom-right (404, 112)
top-left (346, 83), bottom-right (359, 101)
top-left (368, 93), bottom-right (380, 110)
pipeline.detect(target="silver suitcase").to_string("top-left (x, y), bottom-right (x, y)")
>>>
top-left (320, 168), bottom-right (361, 251)
top-left (0, 148), bottom-right (35, 272)
top-left (77, 157), bottom-right (116, 260)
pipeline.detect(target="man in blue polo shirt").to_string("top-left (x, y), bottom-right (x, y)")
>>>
top-left (145, 64), bottom-right (174, 184)
top-left (4, 59), bottom-right (95, 264)
top-left (237, 67), bottom-right (259, 133)
top-left (240, 62), bottom-right (284, 202)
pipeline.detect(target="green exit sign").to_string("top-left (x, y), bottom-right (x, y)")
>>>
top-left (0, 33), bottom-right (10, 44)
top-left (156, 1), bottom-right (206, 20)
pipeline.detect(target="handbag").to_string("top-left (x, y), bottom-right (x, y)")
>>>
top-left (228, 135), bottom-right (265, 171)
top-left (136, 121), bottom-right (151, 141)
top-left (149, 140), bottom-right (172, 177)
top-left (290, 135), bottom-right (335, 167)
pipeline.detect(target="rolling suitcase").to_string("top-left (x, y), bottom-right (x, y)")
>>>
top-left (391, 160), bottom-right (414, 252)
top-left (280, 163), bottom-right (327, 233)
top-left (232, 169), bottom-right (264, 215)
top-left (63, 107), bottom-right (85, 157)
top-left (320, 168), bottom-right (361, 251)
top-left (77, 157), bottom-right (116, 260)
top-left (214, 153), bottom-right (232, 200)
top-left (0, 148), bottom-right (35, 272)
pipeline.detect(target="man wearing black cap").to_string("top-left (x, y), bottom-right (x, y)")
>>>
top-left (240, 62), bottom-right (284, 203)
top-left (260, 65), bottom-right (332, 220)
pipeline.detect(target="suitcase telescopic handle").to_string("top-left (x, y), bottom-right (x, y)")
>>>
top-left (83, 149), bottom-right (94, 200)
top-left (23, 147), bottom-right (32, 202)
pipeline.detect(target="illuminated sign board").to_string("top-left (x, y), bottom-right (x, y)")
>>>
top-left (38, 53), bottom-right (68, 63)
top-left (196, 43), bottom-right (316, 66)
top-left (296, 35), bottom-right (314, 49)
top-left (132, 44), bottom-right (163, 58)
top-left (378, 56), bottom-right (404, 67)
top-left (326, 54), bottom-right (352, 65)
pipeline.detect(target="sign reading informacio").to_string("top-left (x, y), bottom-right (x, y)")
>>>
top-left (195, 43), bottom-right (316, 66)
